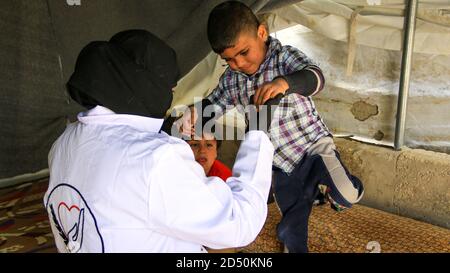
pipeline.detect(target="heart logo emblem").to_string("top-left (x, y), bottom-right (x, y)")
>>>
top-left (55, 202), bottom-right (85, 252)
top-left (46, 184), bottom-right (104, 252)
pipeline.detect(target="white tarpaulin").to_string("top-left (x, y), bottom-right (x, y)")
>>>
top-left (268, 0), bottom-right (450, 54)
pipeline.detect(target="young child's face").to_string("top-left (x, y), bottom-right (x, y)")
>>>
top-left (187, 135), bottom-right (218, 175)
top-left (220, 25), bottom-right (268, 75)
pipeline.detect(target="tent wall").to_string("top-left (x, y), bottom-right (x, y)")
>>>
top-left (45, 0), bottom-right (282, 83)
top-left (46, 0), bottom-right (204, 82)
top-left (0, 0), bottom-right (75, 180)
top-left (1, 0), bottom-right (215, 181)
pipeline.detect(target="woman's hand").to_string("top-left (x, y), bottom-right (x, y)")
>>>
top-left (176, 106), bottom-right (198, 137)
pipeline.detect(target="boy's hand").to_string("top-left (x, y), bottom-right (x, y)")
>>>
top-left (253, 77), bottom-right (289, 109)
top-left (176, 106), bottom-right (198, 137)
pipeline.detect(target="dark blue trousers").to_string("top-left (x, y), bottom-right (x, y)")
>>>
top-left (273, 150), bottom-right (363, 253)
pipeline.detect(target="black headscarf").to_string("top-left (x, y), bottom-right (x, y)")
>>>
top-left (67, 30), bottom-right (180, 118)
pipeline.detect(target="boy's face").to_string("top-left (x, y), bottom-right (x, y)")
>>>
top-left (187, 135), bottom-right (218, 175)
top-left (220, 25), bottom-right (268, 75)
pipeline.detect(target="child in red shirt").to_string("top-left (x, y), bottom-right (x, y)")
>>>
top-left (187, 132), bottom-right (235, 253)
top-left (187, 132), bottom-right (232, 181)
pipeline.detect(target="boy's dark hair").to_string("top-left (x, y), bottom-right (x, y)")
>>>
top-left (207, 1), bottom-right (260, 54)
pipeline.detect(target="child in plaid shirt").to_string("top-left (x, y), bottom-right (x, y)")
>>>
top-left (180, 1), bottom-right (364, 253)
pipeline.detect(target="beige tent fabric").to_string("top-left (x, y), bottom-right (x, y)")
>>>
top-left (269, 0), bottom-right (450, 55)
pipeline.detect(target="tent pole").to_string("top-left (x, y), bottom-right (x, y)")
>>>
top-left (394, 0), bottom-right (419, 150)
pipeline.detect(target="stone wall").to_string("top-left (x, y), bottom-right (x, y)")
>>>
top-left (335, 138), bottom-right (450, 229)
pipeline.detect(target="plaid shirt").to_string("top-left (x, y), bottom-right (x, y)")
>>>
top-left (206, 37), bottom-right (330, 174)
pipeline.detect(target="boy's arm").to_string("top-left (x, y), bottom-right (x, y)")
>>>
top-left (277, 64), bottom-right (325, 97)
top-left (204, 73), bottom-right (234, 113)
top-left (189, 72), bottom-right (234, 132)
top-left (253, 48), bottom-right (325, 107)
top-left (280, 45), bottom-right (325, 97)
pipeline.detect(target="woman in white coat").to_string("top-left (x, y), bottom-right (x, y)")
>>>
top-left (44, 30), bottom-right (274, 253)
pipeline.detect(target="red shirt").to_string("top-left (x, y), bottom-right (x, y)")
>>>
top-left (207, 160), bottom-right (232, 182)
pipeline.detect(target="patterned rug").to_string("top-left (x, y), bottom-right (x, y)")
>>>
top-left (0, 178), bottom-right (55, 253)
top-left (241, 202), bottom-right (450, 253)
top-left (1, 177), bottom-right (449, 253)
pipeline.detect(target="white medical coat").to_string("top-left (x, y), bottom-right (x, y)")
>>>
top-left (44, 106), bottom-right (274, 253)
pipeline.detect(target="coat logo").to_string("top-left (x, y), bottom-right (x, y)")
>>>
top-left (46, 184), bottom-right (104, 253)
